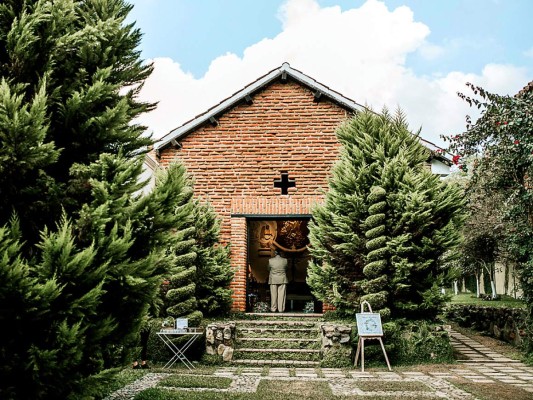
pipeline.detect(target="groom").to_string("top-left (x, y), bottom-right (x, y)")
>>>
top-left (268, 250), bottom-right (288, 313)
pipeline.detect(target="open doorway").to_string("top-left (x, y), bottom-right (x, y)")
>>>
top-left (246, 218), bottom-right (320, 313)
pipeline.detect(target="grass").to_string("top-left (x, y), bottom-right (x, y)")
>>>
top-left (356, 380), bottom-right (431, 392)
top-left (135, 380), bottom-right (416, 400)
top-left (117, 364), bottom-right (533, 400)
top-left (134, 378), bottom-right (441, 400)
top-left (134, 380), bottom-right (334, 400)
top-left (97, 368), bottom-right (147, 399)
top-left (97, 366), bottom-right (221, 398)
top-left (449, 293), bottom-right (525, 308)
top-left (452, 380), bottom-right (533, 400)
top-left (159, 375), bottom-right (232, 389)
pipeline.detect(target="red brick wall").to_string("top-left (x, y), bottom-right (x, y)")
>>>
top-left (158, 80), bottom-right (350, 311)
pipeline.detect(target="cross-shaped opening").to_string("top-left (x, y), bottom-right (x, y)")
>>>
top-left (274, 172), bottom-right (296, 195)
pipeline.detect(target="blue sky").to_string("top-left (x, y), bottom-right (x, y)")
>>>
top-left (128, 0), bottom-right (532, 146)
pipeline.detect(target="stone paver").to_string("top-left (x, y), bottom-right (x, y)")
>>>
top-left (104, 373), bottom-right (171, 400)
top-left (106, 328), bottom-right (533, 399)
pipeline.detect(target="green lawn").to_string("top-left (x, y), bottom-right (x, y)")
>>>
top-left (133, 379), bottom-right (434, 400)
top-left (448, 293), bottom-right (525, 308)
top-left (159, 375), bottom-right (232, 389)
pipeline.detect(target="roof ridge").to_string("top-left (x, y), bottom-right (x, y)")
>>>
top-left (154, 62), bottom-right (449, 159)
top-left (155, 62), bottom-right (365, 151)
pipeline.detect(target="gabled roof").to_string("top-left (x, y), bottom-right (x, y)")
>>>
top-left (154, 62), bottom-right (449, 164)
top-left (155, 62), bottom-right (366, 151)
top-left (517, 80), bottom-right (533, 98)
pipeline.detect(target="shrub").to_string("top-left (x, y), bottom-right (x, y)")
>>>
top-left (356, 320), bottom-right (454, 366)
top-left (320, 347), bottom-right (353, 368)
top-left (444, 304), bottom-right (527, 346)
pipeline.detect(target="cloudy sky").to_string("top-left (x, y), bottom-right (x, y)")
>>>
top-left (128, 0), bottom-right (532, 147)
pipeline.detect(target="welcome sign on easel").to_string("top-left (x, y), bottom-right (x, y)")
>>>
top-left (354, 301), bottom-right (391, 372)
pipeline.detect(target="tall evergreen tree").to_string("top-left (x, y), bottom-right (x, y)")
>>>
top-left (0, 2), bottom-right (195, 398)
top-left (193, 200), bottom-right (233, 317)
top-left (0, 0), bottom-right (153, 245)
top-left (155, 164), bottom-right (202, 327)
top-left (361, 186), bottom-right (390, 317)
top-left (308, 109), bottom-right (465, 320)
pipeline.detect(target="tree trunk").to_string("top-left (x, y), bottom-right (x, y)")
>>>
top-left (490, 265), bottom-right (497, 299)
top-left (490, 280), bottom-right (497, 299)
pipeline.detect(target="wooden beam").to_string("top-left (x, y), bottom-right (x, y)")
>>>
top-left (313, 90), bottom-right (323, 103)
top-left (209, 116), bottom-right (218, 126)
top-left (244, 94), bottom-right (253, 105)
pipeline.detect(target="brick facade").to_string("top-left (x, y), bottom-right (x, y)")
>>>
top-left (157, 80), bottom-right (350, 311)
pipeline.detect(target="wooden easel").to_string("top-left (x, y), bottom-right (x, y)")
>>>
top-left (354, 301), bottom-right (391, 372)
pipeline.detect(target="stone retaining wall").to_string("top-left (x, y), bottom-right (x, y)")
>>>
top-left (320, 323), bottom-right (353, 367)
top-left (205, 322), bottom-right (236, 361)
top-left (444, 305), bottom-right (527, 346)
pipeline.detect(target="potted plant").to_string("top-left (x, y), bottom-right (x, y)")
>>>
top-left (161, 316), bottom-right (175, 330)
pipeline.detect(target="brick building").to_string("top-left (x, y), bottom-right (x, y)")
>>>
top-left (152, 63), bottom-right (449, 312)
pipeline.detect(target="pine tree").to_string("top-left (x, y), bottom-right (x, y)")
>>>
top-left (0, 1), bottom-right (194, 398)
top-left (308, 109), bottom-right (465, 320)
top-left (0, 0), bottom-right (153, 244)
top-left (193, 200), bottom-right (233, 317)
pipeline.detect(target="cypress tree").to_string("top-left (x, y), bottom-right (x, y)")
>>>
top-left (361, 186), bottom-right (390, 318)
top-left (193, 200), bottom-right (233, 317)
top-left (308, 109), bottom-right (465, 320)
top-left (157, 163), bottom-right (202, 326)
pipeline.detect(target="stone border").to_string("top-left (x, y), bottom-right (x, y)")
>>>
top-left (205, 322), bottom-right (236, 361)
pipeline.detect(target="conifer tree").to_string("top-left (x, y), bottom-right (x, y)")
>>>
top-left (308, 109), bottom-right (465, 320)
top-left (0, 0), bottom-right (153, 245)
top-left (0, 1), bottom-right (195, 398)
top-left (153, 163), bottom-right (202, 326)
top-left (193, 201), bottom-right (233, 316)
top-left (361, 186), bottom-right (390, 318)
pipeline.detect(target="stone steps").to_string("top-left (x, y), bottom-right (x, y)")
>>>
top-left (238, 337), bottom-right (317, 342)
top-left (238, 327), bottom-right (318, 335)
top-left (238, 320), bottom-right (319, 328)
top-left (237, 328), bottom-right (319, 341)
top-left (245, 313), bottom-right (323, 319)
top-left (233, 315), bottom-right (323, 366)
top-left (232, 359), bottom-right (320, 366)
top-left (237, 348), bottom-right (321, 355)
top-left (237, 337), bottom-right (319, 350)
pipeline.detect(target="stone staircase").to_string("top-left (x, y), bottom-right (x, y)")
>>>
top-left (232, 313), bottom-right (323, 367)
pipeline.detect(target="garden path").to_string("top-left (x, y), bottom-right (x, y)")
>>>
top-left (105, 330), bottom-right (533, 399)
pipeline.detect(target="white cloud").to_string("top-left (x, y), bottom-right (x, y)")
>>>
top-left (417, 42), bottom-right (445, 60)
top-left (136, 0), bottom-right (530, 147)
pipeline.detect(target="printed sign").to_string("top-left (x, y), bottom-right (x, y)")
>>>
top-left (175, 319), bottom-right (188, 332)
top-left (356, 313), bottom-right (383, 336)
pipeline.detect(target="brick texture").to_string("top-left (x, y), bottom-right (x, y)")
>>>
top-left (159, 80), bottom-right (350, 311)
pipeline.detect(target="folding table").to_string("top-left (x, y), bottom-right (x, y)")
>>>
top-left (156, 327), bottom-right (203, 370)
